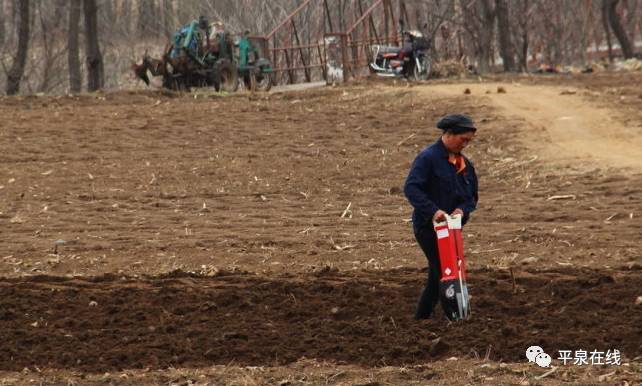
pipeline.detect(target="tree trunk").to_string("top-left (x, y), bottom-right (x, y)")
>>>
top-left (601, 0), bottom-right (615, 62)
top-left (495, 0), bottom-right (515, 71)
top-left (37, 1), bottom-right (51, 93)
top-left (52, 0), bottom-right (66, 30)
top-left (625, 0), bottom-right (639, 36)
top-left (8, 0), bottom-right (17, 44)
top-left (84, 0), bottom-right (103, 91)
top-left (138, 0), bottom-right (154, 37)
top-left (161, 0), bottom-right (174, 38)
top-left (478, 0), bottom-right (495, 74)
top-left (0, 0), bottom-right (5, 50)
top-left (552, 3), bottom-right (563, 66)
top-left (515, 0), bottom-right (530, 72)
top-left (604, 0), bottom-right (634, 58)
top-left (120, 0), bottom-right (131, 37)
top-left (520, 29), bottom-right (528, 71)
top-left (102, 0), bottom-right (115, 37)
top-left (68, 0), bottom-right (81, 93)
top-left (6, 0), bottom-right (30, 95)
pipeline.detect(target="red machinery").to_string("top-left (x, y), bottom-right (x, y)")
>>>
top-left (433, 214), bottom-right (470, 321)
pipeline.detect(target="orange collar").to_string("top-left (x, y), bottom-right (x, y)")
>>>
top-left (448, 154), bottom-right (466, 174)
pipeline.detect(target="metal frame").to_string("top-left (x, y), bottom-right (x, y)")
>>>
top-left (249, 0), bottom-right (404, 86)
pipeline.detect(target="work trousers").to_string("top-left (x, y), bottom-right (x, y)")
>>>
top-left (413, 227), bottom-right (441, 319)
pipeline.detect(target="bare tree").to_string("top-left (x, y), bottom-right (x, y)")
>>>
top-left (68, 0), bottom-right (82, 92)
top-left (572, 2), bottom-right (594, 64)
top-left (116, 0), bottom-right (132, 38)
top-left (35, 0), bottom-right (67, 93)
top-left (84, 0), bottom-right (103, 91)
top-left (0, 0), bottom-right (5, 50)
top-left (478, 0), bottom-right (496, 73)
top-left (513, 0), bottom-right (532, 71)
top-left (161, 0), bottom-right (175, 38)
top-left (458, 0), bottom-right (497, 72)
top-left (138, 0), bottom-right (156, 37)
top-left (101, 0), bottom-right (115, 38)
top-left (601, 0), bottom-right (615, 61)
top-left (495, 0), bottom-right (515, 71)
top-left (412, 0), bottom-right (455, 62)
top-left (6, 0), bottom-right (30, 95)
top-left (2, 0), bottom-right (640, 94)
top-left (625, 0), bottom-right (639, 45)
top-left (604, 0), bottom-right (634, 58)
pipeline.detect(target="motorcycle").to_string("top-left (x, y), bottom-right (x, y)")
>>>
top-left (369, 29), bottom-right (431, 81)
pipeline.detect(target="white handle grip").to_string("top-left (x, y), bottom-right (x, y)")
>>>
top-left (433, 213), bottom-right (462, 227)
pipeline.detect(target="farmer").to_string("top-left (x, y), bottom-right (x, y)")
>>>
top-left (404, 114), bottom-right (478, 320)
top-left (238, 30), bottom-right (258, 68)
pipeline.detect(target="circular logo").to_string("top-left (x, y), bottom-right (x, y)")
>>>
top-left (526, 346), bottom-right (544, 362)
top-left (445, 285), bottom-right (455, 298)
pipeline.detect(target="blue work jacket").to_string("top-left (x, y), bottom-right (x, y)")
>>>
top-left (404, 138), bottom-right (478, 231)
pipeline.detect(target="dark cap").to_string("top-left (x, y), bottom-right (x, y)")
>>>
top-left (436, 114), bottom-right (476, 134)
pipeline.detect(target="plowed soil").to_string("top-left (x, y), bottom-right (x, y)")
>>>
top-left (1, 71), bottom-right (641, 384)
top-left (0, 268), bottom-right (640, 372)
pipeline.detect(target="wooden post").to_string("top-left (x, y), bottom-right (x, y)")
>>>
top-left (272, 34), bottom-right (278, 84)
top-left (291, 19), bottom-right (311, 82)
top-left (340, 33), bottom-right (349, 82)
top-left (284, 48), bottom-right (294, 84)
top-left (318, 43), bottom-right (327, 81)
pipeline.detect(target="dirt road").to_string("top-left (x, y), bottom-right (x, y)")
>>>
top-left (422, 82), bottom-right (642, 170)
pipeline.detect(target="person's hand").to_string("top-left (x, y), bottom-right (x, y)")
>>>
top-left (432, 210), bottom-right (447, 222)
top-left (451, 208), bottom-right (464, 217)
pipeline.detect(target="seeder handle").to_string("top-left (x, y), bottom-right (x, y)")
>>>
top-left (432, 213), bottom-right (462, 228)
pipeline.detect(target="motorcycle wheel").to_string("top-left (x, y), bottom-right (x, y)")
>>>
top-left (368, 61), bottom-right (377, 74)
top-left (413, 56), bottom-right (432, 81)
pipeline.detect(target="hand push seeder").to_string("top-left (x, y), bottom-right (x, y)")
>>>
top-left (433, 214), bottom-right (470, 321)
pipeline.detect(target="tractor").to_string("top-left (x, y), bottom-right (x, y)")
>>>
top-left (133, 18), bottom-right (273, 93)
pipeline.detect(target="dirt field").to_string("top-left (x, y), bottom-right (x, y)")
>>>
top-left (0, 71), bottom-right (641, 385)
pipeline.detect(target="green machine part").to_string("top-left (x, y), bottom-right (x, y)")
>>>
top-left (182, 21), bottom-right (196, 48)
top-left (175, 20), bottom-right (206, 66)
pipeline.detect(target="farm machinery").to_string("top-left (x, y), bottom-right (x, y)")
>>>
top-left (133, 17), bottom-right (273, 92)
top-left (237, 31), bottom-right (273, 92)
